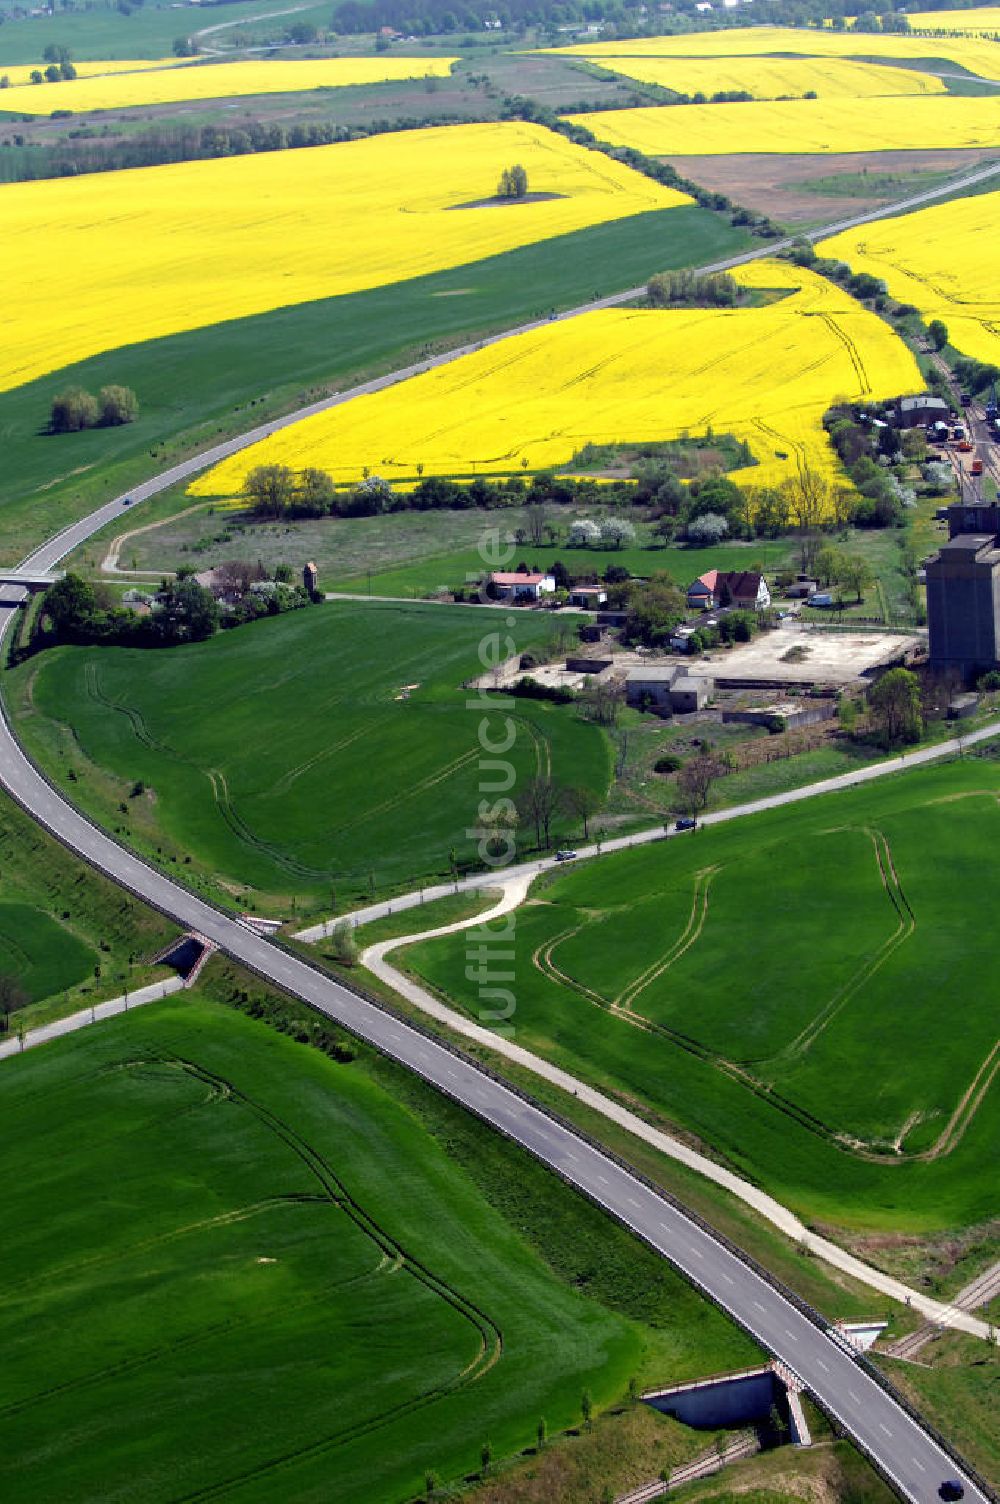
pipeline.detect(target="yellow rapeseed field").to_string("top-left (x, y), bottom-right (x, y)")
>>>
top-left (907, 7), bottom-right (1000, 32)
top-left (0, 121), bottom-right (687, 395)
top-left (550, 24), bottom-right (1000, 82)
top-left (190, 259), bottom-right (922, 503)
top-left (580, 54), bottom-right (945, 98)
top-left (566, 95), bottom-right (1000, 154)
top-left (0, 57), bottom-right (180, 87)
top-left (819, 189), bottom-right (1000, 367)
top-left (7, 56), bottom-right (460, 112)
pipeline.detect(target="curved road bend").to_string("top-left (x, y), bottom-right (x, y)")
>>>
top-left (0, 690), bottom-right (989, 1504)
top-left (2, 164), bottom-right (999, 1503)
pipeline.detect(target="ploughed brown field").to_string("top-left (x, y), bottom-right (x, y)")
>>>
top-left (664, 146), bottom-right (998, 225)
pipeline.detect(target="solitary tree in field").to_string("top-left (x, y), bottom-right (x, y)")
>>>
top-left (581, 1388), bottom-right (593, 1430)
top-left (536, 1417), bottom-right (547, 1450)
top-left (497, 162), bottom-right (528, 199)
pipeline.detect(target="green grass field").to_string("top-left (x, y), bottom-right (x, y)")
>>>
top-left (0, 994), bottom-right (756, 1502)
top-left (88, 492), bottom-right (792, 598)
top-left (0, 205), bottom-right (749, 565)
top-left (0, 902), bottom-right (95, 1006)
top-left (0, 786), bottom-right (175, 1030)
top-left (402, 758), bottom-right (1000, 1236)
top-left (11, 601), bottom-right (610, 908)
top-left (328, 536), bottom-right (792, 597)
top-left (0, 0), bottom-right (333, 62)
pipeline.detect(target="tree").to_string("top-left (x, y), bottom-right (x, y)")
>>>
top-left (686, 512), bottom-right (728, 547)
top-left (43, 44), bottom-right (72, 63)
top-left (297, 467), bottom-right (336, 515)
top-left (928, 318), bottom-right (949, 351)
top-left (497, 162), bottom-right (528, 198)
top-left (44, 572), bottom-right (98, 635)
top-left (838, 553), bottom-right (873, 603)
top-left (568, 518), bottom-right (601, 548)
top-left (329, 919), bottom-right (358, 966)
top-left (50, 386), bottom-right (99, 433)
top-left (155, 577), bottom-right (219, 643)
top-left (0, 974), bottom-right (29, 1030)
top-left (780, 465), bottom-right (830, 534)
top-left (173, 35), bottom-right (197, 56)
top-left (516, 775), bottom-right (562, 850)
top-left (536, 1416), bottom-right (547, 1450)
top-left (525, 501), bottom-right (547, 547)
top-left (581, 1388), bottom-right (593, 1430)
top-left (60, 60), bottom-right (77, 79)
top-left (676, 751), bottom-right (724, 816)
top-left (480, 1440), bottom-right (492, 1474)
top-left (578, 677), bottom-right (623, 728)
top-left (99, 384), bottom-right (139, 426)
top-left (563, 784), bottom-right (599, 840)
top-left (600, 516), bottom-right (636, 550)
top-left (243, 463), bottom-right (296, 519)
top-left (44, 63), bottom-right (61, 82)
top-left (30, 70), bottom-right (43, 85)
top-left (868, 667), bottom-right (922, 746)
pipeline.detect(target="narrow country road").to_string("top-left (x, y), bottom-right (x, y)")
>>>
top-left (0, 661), bottom-right (992, 1503)
top-left (3, 163), bottom-right (1000, 1502)
top-left (356, 879), bottom-right (996, 1342)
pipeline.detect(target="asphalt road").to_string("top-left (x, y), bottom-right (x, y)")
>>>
top-left (4, 169), bottom-right (1000, 1501)
top-left (0, 685), bottom-right (989, 1504)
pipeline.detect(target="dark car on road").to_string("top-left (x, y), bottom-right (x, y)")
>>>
top-left (939, 1481), bottom-right (965, 1501)
top-left (675, 817), bottom-right (697, 832)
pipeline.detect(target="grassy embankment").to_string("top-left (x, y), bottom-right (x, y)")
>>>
top-left (8, 601), bottom-right (612, 910)
top-left (0, 990), bottom-right (758, 1503)
top-left (0, 205), bottom-right (749, 565)
top-left (400, 756), bottom-right (1000, 1239)
top-left (0, 786), bottom-right (176, 1033)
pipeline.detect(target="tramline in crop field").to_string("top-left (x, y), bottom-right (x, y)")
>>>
top-left (1, 120), bottom-right (687, 396)
top-left (191, 258), bottom-right (922, 502)
top-left (819, 188), bottom-right (1000, 368)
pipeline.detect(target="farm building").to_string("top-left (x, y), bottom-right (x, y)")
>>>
top-left (926, 533), bottom-right (1000, 679)
top-left (898, 395), bottom-right (950, 429)
top-left (568, 585), bottom-right (608, 607)
top-left (489, 570), bottom-right (556, 601)
top-left (786, 577), bottom-right (818, 599)
top-left (687, 570), bottom-right (770, 612)
top-left (625, 665), bottom-right (712, 713)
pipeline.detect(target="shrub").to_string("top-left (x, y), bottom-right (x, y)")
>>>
top-left (50, 386), bottom-right (99, 433)
top-left (653, 753), bottom-right (681, 774)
